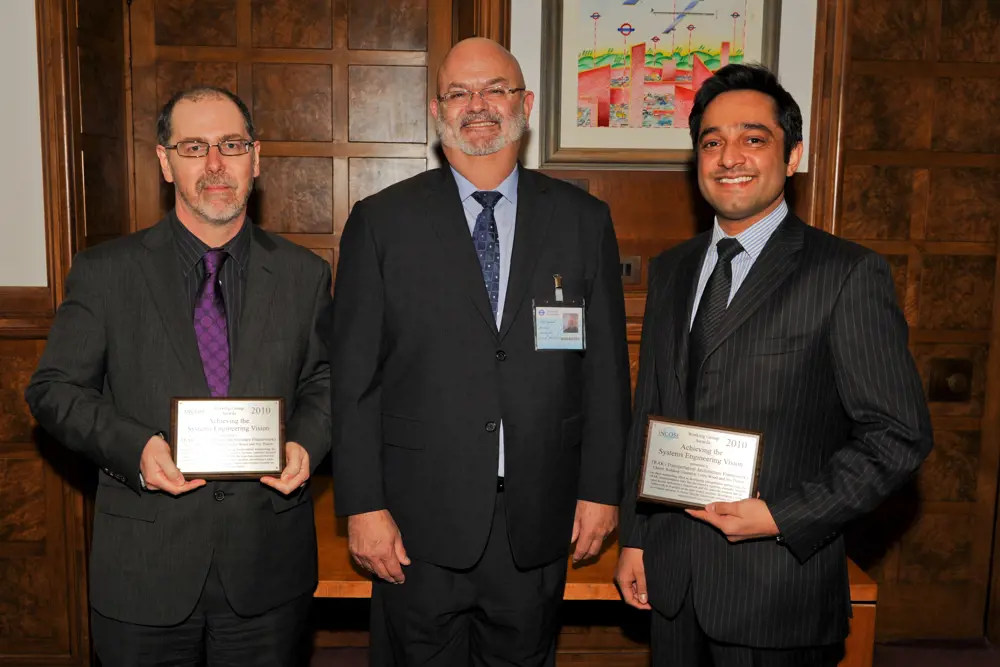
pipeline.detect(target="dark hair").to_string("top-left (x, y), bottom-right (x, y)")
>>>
top-left (689, 64), bottom-right (802, 163)
top-left (156, 86), bottom-right (256, 146)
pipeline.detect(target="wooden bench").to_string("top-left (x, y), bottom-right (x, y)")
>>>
top-left (312, 476), bottom-right (877, 666)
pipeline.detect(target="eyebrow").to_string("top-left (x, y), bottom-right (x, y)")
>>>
top-left (698, 122), bottom-right (775, 141)
top-left (175, 133), bottom-right (248, 143)
top-left (445, 77), bottom-right (510, 90)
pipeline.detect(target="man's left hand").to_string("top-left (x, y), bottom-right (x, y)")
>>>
top-left (260, 442), bottom-right (310, 495)
top-left (571, 500), bottom-right (618, 563)
top-left (685, 498), bottom-right (779, 542)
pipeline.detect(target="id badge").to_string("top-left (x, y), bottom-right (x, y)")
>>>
top-left (533, 274), bottom-right (586, 351)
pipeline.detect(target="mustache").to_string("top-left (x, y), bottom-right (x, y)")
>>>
top-left (197, 175), bottom-right (236, 191)
top-left (460, 110), bottom-right (504, 128)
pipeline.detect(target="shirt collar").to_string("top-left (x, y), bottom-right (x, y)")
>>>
top-left (451, 164), bottom-right (519, 205)
top-left (170, 211), bottom-right (252, 277)
top-left (710, 198), bottom-right (788, 261)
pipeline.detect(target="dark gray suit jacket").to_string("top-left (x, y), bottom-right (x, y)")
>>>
top-left (330, 166), bottom-right (631, 570)
top-left (620, 212), bottom-right (933, 648)
top-left (25, 212), bottom-right (333, 625)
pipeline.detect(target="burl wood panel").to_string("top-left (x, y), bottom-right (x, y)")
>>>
top-left (843, 75), bottom-right (933, 152)
top-left (932, 79), bottom-right (1000, 154)
top-left (252, 0), bottom-right (332, 49)
top-left (348, 158), bottom-right (426, 210)
top-left (918, 256), bottom-right (995, 330)
top-left (154, 0), bottom-right (237, 47)
top-left (927, 168), bottom-right (1000, 243)
top-left (840, 166), bottom-right (918, 240)
top-left (252, 64), bottom-right (333, 142)
top-left (940, 0), bottom-right (1000, 63)
top-left (82, 136), bottom-right (129, 238)
top-left (76, 0), bottom-right (121, 43)
top-left (850, 0), bottom-right (928, 61)
top-left (898, 513), bottom-right (973, 584)
top-left (884, 255), bottom-right (909, 312)
top-left (156, 61), bottom-right (238, 108)
top-left (918, 430), bottom-right (979, 503)
top-left (79, 45), bottom-right (124, 138)
top-left (0, 341), bottom-right (43, 442)
top-left (0, 459), bottom-right (46, 543)
top-left (255, 157), bottom-right (334, 234)
top-left (911, 344), bottom-right (988, 418)
top-left (348, 0), bottom-right (428, 51)
top-left (348, 66), bottom-right (427, 143)
top-left (0, 557), bottom-right (58, 643)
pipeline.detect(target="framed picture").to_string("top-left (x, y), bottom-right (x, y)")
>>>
top-left (540, 0), bottom-right (782, 169)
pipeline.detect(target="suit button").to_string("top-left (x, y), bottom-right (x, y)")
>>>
top-left (485, 421), bottom-right (497, 432)
top-left (214, 490), bottom-right (226, 502)
top-left (496, 350), bottom-right (507, 361)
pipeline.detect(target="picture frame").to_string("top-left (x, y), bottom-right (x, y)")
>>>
top-left (539, 0), bottom-right (782, 170)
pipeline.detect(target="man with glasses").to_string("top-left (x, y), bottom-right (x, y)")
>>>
top-left (26, 87), bottom-right (332, 665)
top-left (330, 37), bottom-right (631, 665)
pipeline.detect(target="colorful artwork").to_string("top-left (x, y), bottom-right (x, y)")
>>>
top-left (549, 0), bottom-right (780, 161)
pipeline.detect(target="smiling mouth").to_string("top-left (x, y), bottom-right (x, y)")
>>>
top-left (463, 120), bottom-right (499, 130)
top-left (717, 175), bottom-right (754, 184)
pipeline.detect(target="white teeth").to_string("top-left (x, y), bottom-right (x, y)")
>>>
top-left (719, 176), bottom-right (753, 184)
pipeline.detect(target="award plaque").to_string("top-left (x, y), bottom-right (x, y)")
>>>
top-left (169, 398), bottom-right (284, 479)
top-left (638, 417), bottom-right (764, 509)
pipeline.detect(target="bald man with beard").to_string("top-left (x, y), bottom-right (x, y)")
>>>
top-left (329, 38), bottom-right (631, 665)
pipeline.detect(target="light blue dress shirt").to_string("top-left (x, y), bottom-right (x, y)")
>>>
top-left (690, 199), bottom-right (788, 329)
top-left (451, 166), bottom-right (519, 476)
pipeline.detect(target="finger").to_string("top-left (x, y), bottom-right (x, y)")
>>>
top-left (282, 447), bottom-right (305, 482)
top-left (369, 558), bottom-right (395, 583)
top-left (571, 516), bottom-right (581, 544)
top-left (259, 476), bottom-right (296, 495)
top-left (380, 554), bottom-right (405, 584)
top-left (572, 534), bottom-right (590, 562)
top-left (711, 501), bottom-right (740, 516)
top-left (157, 455), bottom-right (185, 485)
top-left (394, 536), bottom-right (410, 566)
top-left (585, 536), bottom-right (603, 560)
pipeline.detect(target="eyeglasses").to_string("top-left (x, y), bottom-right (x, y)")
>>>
top-left (162, 139), bottom-right (254, 158)
top-left (438, 86), bottom-right (526, 105)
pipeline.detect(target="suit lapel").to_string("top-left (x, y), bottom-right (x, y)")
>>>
top-left (499, 167), bottom-right (554, 340)
top-left (425, 168), bottom-right (498, 337)
top-left (698, 214), bottom-right (805, 365)
top-left (138, 217), bottom-right (209, 394)
top-left (228, 226), bottom-right (277, 396)
top-left (672, 235), bottom-right (712, 404)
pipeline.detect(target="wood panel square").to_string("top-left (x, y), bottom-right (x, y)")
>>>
top-left (252, 0), bottom-right (332, 49)
top-left (919, 256), bottom-right (995, 331)
top-left (0, 556), bottom-right (59, 642)
top-left (79, 45), bottom-right (124, 138)
top-left (0, 341), bottom-right (43, 442)
top-left (0, 459), bottom-right (46, 542)
top-left (843, 76), bottom-right (933, 151)
top-left (156, 62), bottom-right (239, 108)
top-left (255, 157), bottom-right (334, 233)
top-left (348, 158), bottom-right (426, 211)
top-left (77, 0), bottom-right (122, 43)
top-left (82, 138), bottom-right (128, 238)
top-left (884, 254), bottom-right (909, 313)
top-left (155, 0), bottom-right (236, 47)
top-left (898, 513), bottom-right (972, 584)
top-left (933, 79), bottom-right (1000, 154)
top-left (348, 0), bottom-right (427, 51)
top-left (918, 431), bottom-right (979, 503)
top-left (253, 64), bottom-right (333, 142)
top-left (348, 66), bottom-right (426, 143)
top-left (841, 167), bottom-right (920, 240)
top-left (927, 168), bottom-right (1000, 242)
top-left (851, 0), bottom-right (928, 60)
top-left (940, 0), bottom-right (1000, 63)
top-left (911, 344), bottom-right (988, 418)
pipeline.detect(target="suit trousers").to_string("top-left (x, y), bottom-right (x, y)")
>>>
top-left (372, 491), bottom-right (568, 667)
top-left (91, 556), bottom-right (313, 667)
top-left (651, 588), bottom-right (844, 667)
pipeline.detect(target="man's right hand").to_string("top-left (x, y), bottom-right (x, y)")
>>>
top-left (348, 510), bottom-right (410, 584)
top-left (139, 434), bottom-right (206, 495)
top-left (615, 547), bottom-right (651, 610)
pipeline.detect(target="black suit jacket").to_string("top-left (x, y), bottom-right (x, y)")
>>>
top-left (330, 165), bottom-right (631, 570)
top-left (620, 212), bottom-right (932, 648)
top-left (25, 213), bottom-right (333, 625)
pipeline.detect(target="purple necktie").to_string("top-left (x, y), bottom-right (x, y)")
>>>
top-left (193, 249), bottom-right (230, 397)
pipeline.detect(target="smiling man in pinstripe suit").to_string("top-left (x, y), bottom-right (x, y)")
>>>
top-left (615, 64), bottom-right (933, 666)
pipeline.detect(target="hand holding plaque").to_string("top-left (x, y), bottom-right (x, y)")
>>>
top-left (638, 417), bottom-right (764, 509)
top-left (170, 398), bottom-right (285, 480)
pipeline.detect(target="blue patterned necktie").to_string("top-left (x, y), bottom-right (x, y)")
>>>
top-left (472, 191), bottom-right (503, 318)
top-left (193, 249), bottom-right (230, 397)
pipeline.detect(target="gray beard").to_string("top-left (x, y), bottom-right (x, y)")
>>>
top-left (436, 107), bottom-right (528, 156)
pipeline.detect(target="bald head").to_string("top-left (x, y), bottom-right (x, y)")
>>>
top-left (437, 37), bottom-right (525, 95)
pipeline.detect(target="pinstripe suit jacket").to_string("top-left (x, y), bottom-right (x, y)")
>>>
top-left (620, 211), bottom-right (932, 648)
top-left (25, 214), bottom-right (333, 626)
